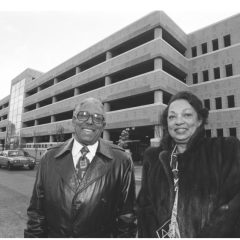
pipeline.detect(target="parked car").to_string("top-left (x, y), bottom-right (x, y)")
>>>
top-left (0, 150), bottom-right (36, 170)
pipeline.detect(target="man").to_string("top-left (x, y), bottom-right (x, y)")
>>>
top-left (24, 97), bottom-right (136, 237)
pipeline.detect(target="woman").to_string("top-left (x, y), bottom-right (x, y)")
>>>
top-left (137, 91), bottom-right (240, 237)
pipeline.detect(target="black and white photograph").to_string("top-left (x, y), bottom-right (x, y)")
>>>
top-left (0, 0), bottom-right (240, 237)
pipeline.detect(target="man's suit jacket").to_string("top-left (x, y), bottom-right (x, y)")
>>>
top-left (24, 138), bottom-right (136, 237)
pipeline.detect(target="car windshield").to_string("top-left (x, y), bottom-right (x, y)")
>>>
top-left (8, 151), bottom-right (25, 157)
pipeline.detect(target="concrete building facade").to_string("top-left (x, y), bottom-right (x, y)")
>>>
top-left (0, 11), bottom-right (239, 162)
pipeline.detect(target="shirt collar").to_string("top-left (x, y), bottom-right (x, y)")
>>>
top-left (55, 138), bottom-right (113, 161)
top-left (72, 137), bottom-right (99, 159)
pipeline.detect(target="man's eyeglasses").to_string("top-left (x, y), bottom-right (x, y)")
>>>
top-left (75, 111), bottom-right (105, 125)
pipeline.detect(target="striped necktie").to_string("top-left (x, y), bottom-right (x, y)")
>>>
top-left (76, 146), bottom-right (90, 180)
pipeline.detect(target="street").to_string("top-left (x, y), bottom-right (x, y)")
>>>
top-left (0, 167), bottom-right (36, 238)
top-left (0, 165), bottom-right (142, 237)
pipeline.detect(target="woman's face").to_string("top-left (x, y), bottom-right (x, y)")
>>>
top-left (167, 99), bottom-right (202, 145)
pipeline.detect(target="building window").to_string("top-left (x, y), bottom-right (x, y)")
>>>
top-left (217, 128), bottom-right (224, 137)
top-left (227, 95), bottom-right (235, 108)
top-left (192, 73), bottom-right (198, 84)
top-left (204, 99), bottom-right (210, 110)
top-left (205, 129), bottom-right (211, 137)
top-left (212, 39), bottom-right (219, 51)
top-left (203, 70), bottom-right (209, 82)
top-left (225, 64), bottom-right (233, 77)
top-left (214, 67), bottom-right (220, 79)
top-left (215, 97), bottom-right (222, 109)
top-left (224, 34), bottom-right (231, 47)
top-left (229, 128), bottom-right (236, 137)
top-left (8, 79), bottom-right (25, 147)
top-left (201, 42), bottom-right (208, 54)
top-left (191, 46), bottom-right (197, 57)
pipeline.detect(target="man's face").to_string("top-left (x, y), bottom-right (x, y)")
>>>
top-left (72, 99), bottom-right (106, 145)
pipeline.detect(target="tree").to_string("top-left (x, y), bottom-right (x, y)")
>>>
top-left (118, 128), bottom-right (130, 149)
top-left (55, 125), bottom-right (65, 143)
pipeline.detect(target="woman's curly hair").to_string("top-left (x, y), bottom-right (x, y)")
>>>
top-left (160, 91), bottom-right (209, 150)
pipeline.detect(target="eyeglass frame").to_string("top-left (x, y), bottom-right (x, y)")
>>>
top-left (73, 111), bottom-right (106, 125)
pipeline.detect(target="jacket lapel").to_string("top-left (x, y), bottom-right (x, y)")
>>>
top-left (76, 139), bottom-right (113, 192)
top-left (159, 151), bottom-right (175, 208)
top-left (54, 138), bottom-right (114, 194)
top-left (54, 139), bottom-right (79, 193)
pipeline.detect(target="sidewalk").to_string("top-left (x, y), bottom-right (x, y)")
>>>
top-left (0, 171), bottom-right (35, 237)
top-left (134, 165), bottom-right (142, 182)
top-left (134, 165), bottom-right (142, 195)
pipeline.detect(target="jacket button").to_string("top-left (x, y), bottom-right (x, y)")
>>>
top-left (220, 204), bottom-right (229, 210)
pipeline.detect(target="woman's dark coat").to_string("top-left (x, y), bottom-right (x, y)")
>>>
top-left (24, 138), bottom-right (136, 237)
top-left (137, 131), bottom-right (240, 237)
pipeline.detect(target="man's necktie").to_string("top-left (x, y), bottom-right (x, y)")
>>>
top-left (76, 146), bottom-right (90, 180)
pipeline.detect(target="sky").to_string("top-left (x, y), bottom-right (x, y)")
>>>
top-left (0, 0), bottom-right (239, 99)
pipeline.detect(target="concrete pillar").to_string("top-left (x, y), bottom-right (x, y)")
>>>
top-left (220, 65), bottom-right (225, 78)
top-left (212, 129), bottom-right (217, 137)
top-left (36, 103), bottom-right (40, 109)
top-left (154, 90), bottom-right (163, 103)
top-left (154, 125), bottom-right (163, 139)
top-left (199, 72), bottom-right (203, 84)
top-left (51, 115), bottom-right (55, 123)
top-left (54, 77), bottom-right (59, 84)
top-left (219, 37), bottom-right (224, 49)
top-left (74, 88), bottom-right (80, 96)
top-left (209, 68), bottom-right (214, 81)
top-left (37, 86), bottom-right (41, 92)
top-left (103, 130), bottom-right (110, 141)
top-left (104, 102), bottom-right (110, 112)
top-left (76, 66), bottom-right (81, 74)
top-left (223, 128), bottom-right (228, 137)
top-left (154, 58), bottom-right (163, 70)
top-left (154, 27), bottom-right (162, 39)
top-left (52, 96), bottom-right (57, 103)
top-left (34, 119), bottom-right (38, 126)
top-left (237, 127), bottom-right (240, 140)
top-left (150, 137), bottom-right (161, 147)
top-left (49, 135), bottom-right (54, 142)
top-left (105, 76), bottom-right (111, 85)
top-left (106, 51), bottom-right (112, 60)
top-left (210, 98), bottom-right (214, 110)
top-left (152, 89), bottom-right (163, 146)
top-left (222, 96), bottom-right (228, 109)
top-left (33, 136), bottom-right (37, 143)
top-left (150, 125), bottom-right (163, 147)
top-left (210, 40), bottom-right (214, 52)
